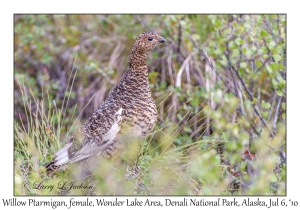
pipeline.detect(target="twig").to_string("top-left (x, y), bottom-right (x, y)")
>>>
top-left (250, 59), bottom-right (255, 93)
top-left (263, 16), bottom-right (275, 38)
top-left (187, 34), bottom-right (234, 93)
top-left (279, 147), bottom-right (286, 165)
top-left (256, 55), bottom-right (273, 72)
top-left (272, 96), bottom-right (282, 135)
top-left (225, 43), bottom-right (239, 98)
top-left (232, 67), bottom-right (275, 138)
top-left (276, 15), bottom-right (283, 43)
top-left (232, 67), bottom-right (254, 101)
top-left (177, 17), bottom-right (183, 55)
top-left (133, 15), bottom-right (147, 27)
top-left (267, 92), bottom-right (277, 121)
top-left (224, 44), bottom-right (247, 117)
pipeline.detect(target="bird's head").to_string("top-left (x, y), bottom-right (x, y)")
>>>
top-left (132, 32), bottom-right (166, 53)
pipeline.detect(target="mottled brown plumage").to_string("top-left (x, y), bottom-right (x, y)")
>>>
top-left (46, 32), bottom-right (166, 172)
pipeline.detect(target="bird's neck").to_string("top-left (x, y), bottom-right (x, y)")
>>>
top-left (124, 49), bottom-right (150, 92)
top-left (129, 49), bottom-right (148, 70)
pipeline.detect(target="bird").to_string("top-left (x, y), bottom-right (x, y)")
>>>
top-left (46, 32), bottom-right (166, 172)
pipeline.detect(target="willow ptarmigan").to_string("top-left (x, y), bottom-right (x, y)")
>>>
top-left (46, 32), bottom-right (166, 172)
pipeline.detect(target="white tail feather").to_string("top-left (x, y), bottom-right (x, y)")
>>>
top-left (55, 142), bottom-right (72, 156)
top-left (53, 142), bottom-right (73, 166)
top-left (53, 108), bottom-right (123, 166)
top-left (54, 155), bottom-right (70, 166)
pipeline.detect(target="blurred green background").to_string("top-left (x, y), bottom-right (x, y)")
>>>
top-left (14, 14), bottom-right (286, 195)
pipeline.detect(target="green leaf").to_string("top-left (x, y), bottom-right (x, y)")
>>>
top-left (282, 102), bottom-right (286, 110)
top-left (240, 62), bottom-right (247, 68)
top-left (231, 49), bottom-right (239, 57)
top-left (255, 60), bottom-right (262, 69)
top-left (276, 90), bottom-right (283, 96)
top-left (260, 30), bottom-right (268, 37)
top-left (180, 20), bottom-right (186, 26)
top-left (221, 132), bottom-right (229, 141)
top-left (270, 63), bottom-right (279, 70)
top-left (235, 38), bottom-right (242, 45)
top-left (144, 155), bottom-right (152, 161)
top-left (228, 41), bottom-right (235, 50)
top-left (227, 142), bottom-right (237, 151)
top-left (215, 19), bottom-right (222, 27)
top-left (192, 33), bottom-right (200, 41)
top-left (215, 48), bottom-right (223, 55)
top-left (272, 79), bottom-right (278, 87)
top-left (262, 110), bottom-right (268, 119)
top-left (262, 100), bottom-right (271, 109)
top-left (170, 15), bottom-right (177, 22)
top-left (245, 49), bottom-right (252, 59)
top-left (266, 65), bottom-right (273, 74)
top-left (270, 174), bottom-right (278, 182)
top-left (273, 54), bottom-right (282, 62)
top-left (269, 40), bottom-right (276, 49)
top-left (241, 160), bottom-right (248, 169)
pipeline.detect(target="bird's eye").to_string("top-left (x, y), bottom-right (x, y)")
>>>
top-left (148, 37), bottom-right (153, 41)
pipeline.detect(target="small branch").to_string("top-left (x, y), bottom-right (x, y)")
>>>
top-left (250, 59), bottom-right (256, 93)
top-left (177, 16), bottom-right (183, 55)
top-left (256, 55), bottom-right (273, 72)
top-left (279, 147), bottom-right (286, 165)
top-left (233, 67), bottom-right (275, 138)
top-left (224, 43), bottom-right (246, 117)
top-left (267, 92), bottom-right (277, 121)
top-left (187, 34), bottom-right (234, 94)
top-left (276, 15), bottom-right (283, 43)
top-left (263, 16), bottom-right (275, 39)
top-left (225, 43), bottom-right (239, 98)
top-left (247, 116), bottom-right (262, 136)
top-left (133, 15), bottom-right (147, 26)
top-left (279, 71), bottom-right (286, 80)
top-left (232, 67), bottom-right (254, 101)
top-left (272, 96), bottom-right (282, 135)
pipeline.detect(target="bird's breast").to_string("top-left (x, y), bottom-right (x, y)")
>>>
top-left (120, 95), bottom-right (157, 138)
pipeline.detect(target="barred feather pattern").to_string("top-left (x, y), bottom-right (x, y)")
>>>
top-left (46, 32), bottom-right (166, 172)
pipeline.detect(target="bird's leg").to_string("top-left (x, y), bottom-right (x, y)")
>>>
top-left (133, 141), bottom-right (145, 174)
top-left (134, 153), bottom-right (142, 174)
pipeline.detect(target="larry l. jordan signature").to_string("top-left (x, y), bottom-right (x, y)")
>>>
top-left (24, 181), bottom-right (94, 192)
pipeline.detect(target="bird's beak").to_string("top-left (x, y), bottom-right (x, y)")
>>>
top-left (158, 38), bottom-right (166, 43)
